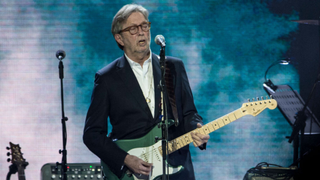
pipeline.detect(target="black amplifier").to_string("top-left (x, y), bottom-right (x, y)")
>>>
top-left (41, 163), bottom-right (103, 180)
top-left (243, 162), bottom-right (297, 180)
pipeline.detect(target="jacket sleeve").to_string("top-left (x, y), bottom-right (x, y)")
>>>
top-left (83, 73), bottom-right (128, 178)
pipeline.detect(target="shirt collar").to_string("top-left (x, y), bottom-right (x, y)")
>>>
top-left (125, 51), bottom-right (152, 67)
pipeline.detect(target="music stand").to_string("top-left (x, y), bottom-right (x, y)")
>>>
top-left (263, 84), bottom-right (320, 165)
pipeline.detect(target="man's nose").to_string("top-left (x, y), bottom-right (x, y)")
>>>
top-left (137, 25), bottom-right (144, 34)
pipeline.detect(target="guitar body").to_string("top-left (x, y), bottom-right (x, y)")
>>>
top-left (101, 125), bottom-right (183, 180)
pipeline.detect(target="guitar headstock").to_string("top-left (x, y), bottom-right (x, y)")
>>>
top-left (241, 97), bottom-right (277, 116)
top-left (7, 142), bottom-right (28, 169)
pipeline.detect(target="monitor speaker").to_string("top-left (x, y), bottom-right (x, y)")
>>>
top-left (41, 163), bottom-right (102, 180)
top-left (243, 165), bottom-right (297, 180)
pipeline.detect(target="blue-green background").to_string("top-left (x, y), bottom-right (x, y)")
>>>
top-left (1, 0), bottom-right (319, 179)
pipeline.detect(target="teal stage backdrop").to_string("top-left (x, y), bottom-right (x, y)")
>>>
top-left (0, 0), bottom-right (302, 179)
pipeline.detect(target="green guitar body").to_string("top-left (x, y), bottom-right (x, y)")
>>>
top-left (101, 120), bottom-right (183, 180)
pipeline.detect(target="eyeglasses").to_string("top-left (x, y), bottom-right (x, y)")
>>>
top-left (118, 22), bottom-right (151, 35)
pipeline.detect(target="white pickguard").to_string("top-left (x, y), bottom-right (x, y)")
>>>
top-left (128, 141), bottom-right (183, 180)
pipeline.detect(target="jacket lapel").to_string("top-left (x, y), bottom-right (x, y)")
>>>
top-left (116, 55), bottom-right (153, 120)
top-left (152, 54), bottom-right (161, 122)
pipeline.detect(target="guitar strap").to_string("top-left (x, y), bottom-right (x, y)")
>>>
top-left (165, 61), bottom-right (179, 126)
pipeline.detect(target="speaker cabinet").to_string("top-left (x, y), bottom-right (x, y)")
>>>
top-left (243, 166), bottom-right (297, 180)
top-left (41, 163), bottom-right (102, 180)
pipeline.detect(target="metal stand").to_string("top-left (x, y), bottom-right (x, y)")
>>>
top-left (263, 83), bottom-right (320, 167)
top-left (158, 45), bottom-right (169, 180)
top-left (6, 164), bottom-right (17, 180)
top-left (55, 50), bottom-right (68, 180)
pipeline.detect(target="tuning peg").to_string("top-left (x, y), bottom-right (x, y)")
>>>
top-left (7, 158), bottom-right (11, 162)
top-left (7, 152), bottom-right (11, 156)
top-left (247, 99), bottom-right (250, 102)
top-left (270, 95), bottom-right (273, 99)
top-left (252, 98), bottom-right (255, 101)
top-left (261, 96), bottom-right (264, 100)
top-left (257, 97), bottom-right (259, 100)
top-left (6, 146), bottom-right (10, 150)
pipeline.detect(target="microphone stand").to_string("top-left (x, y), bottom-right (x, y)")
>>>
top-left (56, 58), bottom-right (68, 180)
top-left (6, 164), bottom-right (17, 180)
top-left (288, 74), bottom-right (320, 168)
top-left (159, 45), bottom-right (169, 180)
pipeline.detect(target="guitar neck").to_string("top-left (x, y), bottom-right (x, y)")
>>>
top-left (17, 165), bottom-right (26, 180)
top-left (161, 107), bottom-right (245, 155)
top-left (157, 98), bottom-right (277, 156)
top-left (8, 142), bottom-right (28, 180)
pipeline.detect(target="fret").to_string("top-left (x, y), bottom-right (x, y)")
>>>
top-left (223, 116), bottom-right (231, 124)
top-left (173, 141), bottom-right (179, 153)
top-left (18, 169), bottom-right (26, 180)
top-left (179, 137), bottom-right (187, 146)
top-left (209, 122), bottom-right (217, 131)
top-left (234, 108), bottom-right (244, 119)
top-left (212, 121), bottom-right (220, 130)
top-left (203, 125), bottom-right (210, 134)
top-left (174, 139), bottom-right (181, 149)
top-left (207, 123), bottom-right (215, 132)
top-left (217, 118), bottom-right (225, 127)
top-left (167, 142), bottom-right (173, 153)
top-left (229, 113), bottom-right (237, 122)
top-left (193, 129), bottom-right (199, 135)
top-left (198, 127), bottom-right (206, 135)
top-left (167, 142), bottom-right (173, 154)
top-left (184, 134), bottom-right (192, 144)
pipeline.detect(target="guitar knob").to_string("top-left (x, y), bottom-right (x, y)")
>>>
top-left (155, 136), bottom-right (159, 143)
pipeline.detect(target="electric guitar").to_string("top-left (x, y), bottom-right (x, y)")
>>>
top-left (7, 142), bottom-right (29, 180)
top-left (102, 98), bottom-right (278, 180)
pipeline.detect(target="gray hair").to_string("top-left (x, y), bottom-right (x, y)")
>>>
top-left (111, 4), bottom-right (149, 50)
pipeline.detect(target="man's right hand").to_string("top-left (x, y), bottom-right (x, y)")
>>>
top-left (124, 154), bottom-right (153, 176)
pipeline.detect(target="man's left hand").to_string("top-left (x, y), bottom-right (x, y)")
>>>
top-left (191, 123), bottom-right (210, 147)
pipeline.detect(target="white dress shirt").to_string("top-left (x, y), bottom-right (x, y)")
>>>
top-left (125, 52), bottom-right (155, 118)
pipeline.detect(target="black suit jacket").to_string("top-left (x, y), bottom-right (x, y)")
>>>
top-left (83, 53), bottom-right (203, 179)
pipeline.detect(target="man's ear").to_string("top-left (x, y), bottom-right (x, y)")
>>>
top-left (114, 34), bottom-right (124, 46)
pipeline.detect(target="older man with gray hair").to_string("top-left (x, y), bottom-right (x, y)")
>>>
top-left (83, 3), bottom-right (209, 180)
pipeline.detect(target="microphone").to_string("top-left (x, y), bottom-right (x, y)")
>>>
top-left (56, 50), bottom-right (66, 60)
top-left (154, 35), bottom-right (166, 47)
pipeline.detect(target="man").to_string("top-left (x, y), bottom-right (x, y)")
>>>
top-left (83, 4), bottom-right (209, 180)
